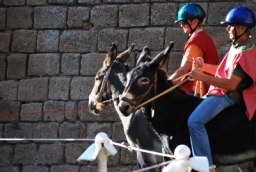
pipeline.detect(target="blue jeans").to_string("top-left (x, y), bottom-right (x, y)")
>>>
top-left (188, 94), bottom-right (235, 165)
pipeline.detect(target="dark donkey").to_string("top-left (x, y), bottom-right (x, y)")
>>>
top-left (118, 42), bottom-right (256, 169)
top-left (88, 43), bottom-right (163, 171)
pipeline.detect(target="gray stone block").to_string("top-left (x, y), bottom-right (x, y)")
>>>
top-left (166, 51), bottom-right (183, 75)
top-left (7, 54), bottom-right (27, 79)
top-left (50, 165), bottom-right (80, 172)
top-left (37, 30), bottom-right (60, 52)
top-left (65, 143), bottom-right (90, 164)
top-left (0, 8), bottom-right (6, 30)
top-left (34, 6), bottom-right (67, 29)
top-left (3, 0), bottom-right (25, 6)
top-left (0, 55), bottom-right (6, 80)
top-left (0, 101), bottom-right (20, 122)
top-left (208, 2), bottom-right (240, 26)
top-left (0, 80), bottom-right (18, 100)
top-left (0, 145), bottom-right (13, 166)
top-left (43, 101), bottom-right (65, 122)
top-left (27, 0), bottom-right (47, 5)
top-left (86, 122), bottom-right (112, 139)
top-left (28, 54), bottom-right (60, 76)
top-left (108, 165), bottom-right (136, 172)
top-left (7, 7), bottom-right (33, 29)
top-left (38, 143), bottom-right (64, 165)
top-left (204, 26), bottom-right (231, 54)
top-left (70, 77), bottom-right (94, 100)
top-left (78, 101), bottom-right (120, 122)
top-left (77, 0), bottom-right (101, 5)
top-left (0, 32), bottom-right (11, 53)
top-left (133, 0), bottom-right (150, 2)
top-left (119, 4), bottom-right (149, 27)
top-left (165, 27), bottom-right (187, 51)
top-left (103, 0), bottom-right (129, 2)
top-left (49, 77), bottom-right (71, 100)
top-left (61, 53), bottom-right (80, 75)
top-left (65, 101), bottom-right (78, 122)
top-left (4, 123), bottom-right (33, 139)
top-left (48, 0), bottom-right (76, 4)
top-left (120, 147), bottom-right (137, 164)
top-left (13, 143), bottom-right (37, 165)
top-left (21, 103), bottom-right (43, 122)
top-left (128, 28), bottom-right (165, 51)
top-left (59, 122), bottom-right (86, 138)
top-left (23, 166), bottom-right (49, 172)
top-left (112, 122), bottom-right (126, 142)
top-left (32, 122), bottom-right (59, 138)
top-left (91, 5), bottom-right (118, 29)
top-left (59, 30), bottom-right (97, 53)
top-left (98, 28), bottom-right (128, 52)
top-left (0, 166), bottom-right (19, 172)
top-left (151, 3), bottom-right (177, 26)
top-left (18, 78), bottom-right (48, 101)
top-left (67, 7), bottom-right (90, 28)
top-left (0, 123), bottom-right (2, 138)
top-left (108, 146), bottom-right (121, 166)
top-left (80, 53), bottom-right (105, 76)
top-left (12, 30), bottom-right (36, 53)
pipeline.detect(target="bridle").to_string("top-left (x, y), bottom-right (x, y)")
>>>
top-left (121, 71), bottom-right (158, 108)
top-left (89, 61), bottom-right (114, 107)
top-left (121, 67), bottom-right (200, 112)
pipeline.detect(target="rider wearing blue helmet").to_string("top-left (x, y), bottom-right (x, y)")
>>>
top-left (188, 6), bottom-right (256, 171)
top-left (221, 6), bottom-right (256, 44)
top-left (168, 3), bottom-right (219, 97)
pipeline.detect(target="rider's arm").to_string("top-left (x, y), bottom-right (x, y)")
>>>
top-left (168, 44), bottom-right (204, 81)
top-left (202, 63), bottom-right (218, 76)
top-left (189, 68), bottom-right (242, 91)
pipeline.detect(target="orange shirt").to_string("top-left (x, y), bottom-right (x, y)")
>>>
top-left (182, 43), bottom-right (206, 95)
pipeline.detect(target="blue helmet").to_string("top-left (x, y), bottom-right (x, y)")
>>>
top-left (221, 6), bottom-right (256, 28)
top-left (175, 3), bottom-right (205, 23)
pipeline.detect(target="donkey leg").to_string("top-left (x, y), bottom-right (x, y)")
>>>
top-left (140, 152), bottom-right (161, 172)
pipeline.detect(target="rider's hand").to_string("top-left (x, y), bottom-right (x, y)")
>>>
top-left (189, 69), bottom-right (203, 81)
top-left (192, 57), bottom-right (203, 70)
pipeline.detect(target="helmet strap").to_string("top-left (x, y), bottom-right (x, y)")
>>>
top-left (232, 26), bottom-right (249, 45)
top-left (187, 19), bottom-right (200, 40)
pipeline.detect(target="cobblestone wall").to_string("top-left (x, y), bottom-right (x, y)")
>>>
top-left (0, 0), bottom-right (256, 172)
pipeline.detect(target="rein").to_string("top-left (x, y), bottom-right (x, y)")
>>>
top-left (134, 78), bottom-right (189, 111)
top-left (134, 63), bottom-right (204, 111)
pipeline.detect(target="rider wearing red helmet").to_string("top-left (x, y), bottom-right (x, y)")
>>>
top-left (188, 6), bottom-right (256, 171)
top-left (168, 3), bottom-right (219, 96)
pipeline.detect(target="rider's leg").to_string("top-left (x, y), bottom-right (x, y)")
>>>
top-left (188, 94), bottom-right (235, 165)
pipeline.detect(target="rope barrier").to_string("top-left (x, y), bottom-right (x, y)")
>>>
top-left (110, 141), bottom-right (175, 159)
top-left (0, 136), bottom-right (183, 171)
top-left (0, 138), bottom-right (94, 141)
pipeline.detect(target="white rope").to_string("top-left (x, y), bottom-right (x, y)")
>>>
top-left (110, 141), bottom-right (175, 159)
top-left (0, 138), bottom-right (94, 141)
top-left (0, 137), bottom-right (176, 171)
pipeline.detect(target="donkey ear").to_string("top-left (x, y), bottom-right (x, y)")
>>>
top-left (105, 43), bottom-right (118, 67)
top-left (150, 42), bottom-right (174, 68)
top-left (136, 46), bottom-right (152, 66)
top-left (116, 43), bottom-right (135, 62)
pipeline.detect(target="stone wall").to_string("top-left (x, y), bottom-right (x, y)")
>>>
top-left (0, 0), bottom-right (256, 172)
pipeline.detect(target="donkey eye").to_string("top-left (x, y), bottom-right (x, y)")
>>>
top-left (139, 77), bottom-right (149, 84)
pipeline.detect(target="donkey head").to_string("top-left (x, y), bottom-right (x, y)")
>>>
top-left (118, 42), bottom-right (174, 116)
top-left (88, 43), bottom-right (135, 116)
